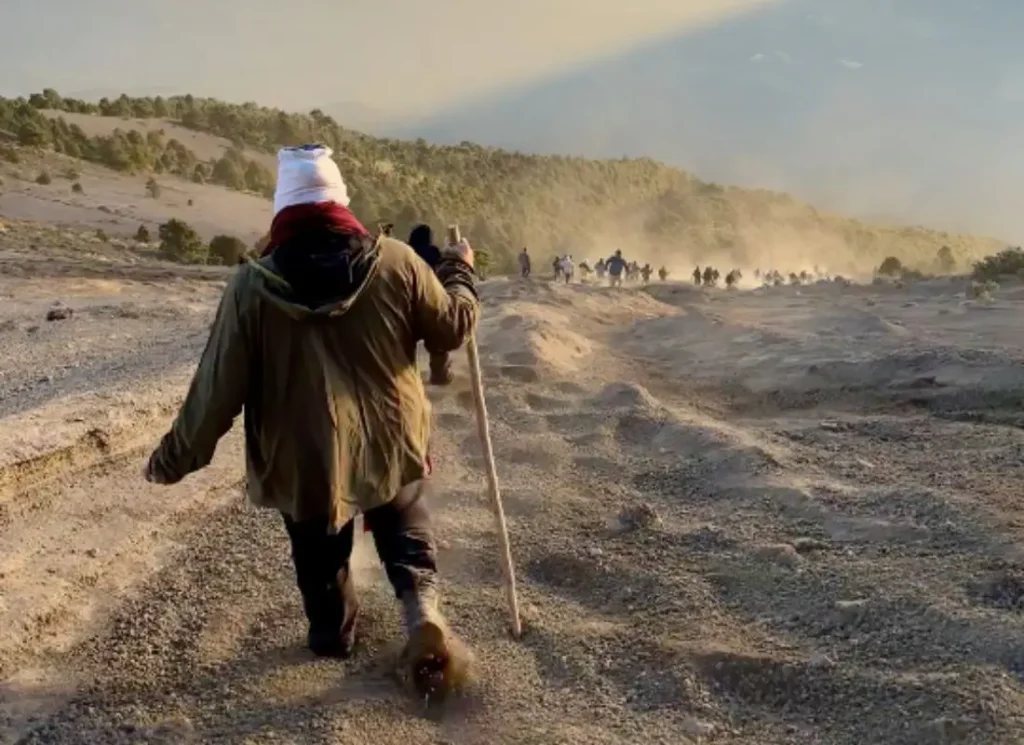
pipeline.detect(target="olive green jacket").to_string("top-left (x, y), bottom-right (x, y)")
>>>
top-left (148, 236), bottom-right (479, 530)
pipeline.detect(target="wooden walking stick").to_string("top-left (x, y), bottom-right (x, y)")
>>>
top-left (448, 224), bottom-right (522, 638)
top-left (466, 333), bottom-right (523, 638)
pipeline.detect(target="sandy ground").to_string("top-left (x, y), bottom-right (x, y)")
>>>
top-left (3, 218), bottom-right (1024, 744)
top-left (1, 151), bottom-right (270, 244)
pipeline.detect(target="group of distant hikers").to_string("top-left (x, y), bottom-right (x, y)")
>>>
top-left (693, 265), bottom-right (730, 287)
top-left (687, 265), bottom-right (834, 289)
top-left (511, 241), bottom-right (835, 292)
top-left (752, 267), bottom-right (833, 287)
top-left (146, 144), bottom-right (476, 697)
top-left (517, 247), bottom-right (669, 287)
top-left (519, 253), bottom-right (832, 291)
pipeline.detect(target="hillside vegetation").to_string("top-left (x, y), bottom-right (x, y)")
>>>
top-left (0, 89), bottom-right (1003, 273)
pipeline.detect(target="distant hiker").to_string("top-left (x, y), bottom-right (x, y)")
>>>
top-left (640, 264), bottom-right (653, 284)
top-left (595, 258), bottom-right (607, 280)
top-left (408, 224), bottom-right (451, 384)
top-left (560, 254), bottom-right (575, 284)
top-left (519, 247), bottom-right (531, 278)
top-left (408, 224), bottom-right (443, 268)
top-left (658, 266), bottom-right (668, 281)
top-left (552, 255), bottom-right (563, 281)
top-left (725, 269), bottom-right (741, 288)
top-left (606, 250), bottom-right (627, 287)
top-left (693, 266), bottom-right (702, 285)
top-left (145, 144), bottom-right (477, 684)
top-left (579, 259), bottom-right (592, 281)
top-left (702, 266), bottom-right (716, 287)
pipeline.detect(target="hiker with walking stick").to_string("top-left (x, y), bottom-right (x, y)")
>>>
top-left (142, 144), bottom-right (477, 695)
top-left (407, 223), bottom-right (454, 385)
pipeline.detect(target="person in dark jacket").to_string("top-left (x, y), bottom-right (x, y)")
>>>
top-left (518, 247), bottom-right (531, 278)
top-left (408, 224), bottom-right (453, 384)
top-left (408, 224), bottom-right (443, 269)
top-left (606, 250), bottom-right (627, 287)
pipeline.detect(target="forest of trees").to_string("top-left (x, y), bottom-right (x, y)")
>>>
top-left (0, 93), bottom-right (276, 199)
top-left (0, 88), bottom-right (1000, 273)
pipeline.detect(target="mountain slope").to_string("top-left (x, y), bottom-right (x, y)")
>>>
top-left (398, 0), bottom-right (1024, 243)
top-left (1, 88), bottom-right (1004, 274)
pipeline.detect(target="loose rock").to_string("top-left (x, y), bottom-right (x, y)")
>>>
top-left (834, 598), bottom-right (869, 627)
top-left (618, 502), bottom-right (662, 530)
top-left (791, 537), bottom-right (830, 554)
top-left (46, 303), bottom-right (73, 321)
top-left (754, 543), bottom-right (803, 567)
top-left (682, 717), bottom-right (715, 740)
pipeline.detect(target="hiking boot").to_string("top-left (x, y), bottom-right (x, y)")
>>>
top-left (305, 574), bottom-right (359, 659)
top-left (398, 585), bottom-right (472, 699)
top-left (428, 353), bottom-right (454, 386)
top-left (428, 368), bottom-right (454, 386)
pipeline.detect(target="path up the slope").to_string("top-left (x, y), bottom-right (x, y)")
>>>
top-left (4, 273), bottom-right (1024, 744)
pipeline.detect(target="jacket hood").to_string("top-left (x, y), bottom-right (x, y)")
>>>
top-left (248, 227), bottom-right (380, 318)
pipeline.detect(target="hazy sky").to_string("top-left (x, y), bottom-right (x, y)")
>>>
top-left (0, 0), bottom-right (776, 114)
top-left (5, 0), bottom-right (1016, 241)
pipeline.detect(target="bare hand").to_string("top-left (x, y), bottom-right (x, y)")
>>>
top-left (444, 239), bottom-right (474, 268)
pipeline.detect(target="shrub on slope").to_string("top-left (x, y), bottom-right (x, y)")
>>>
top-left (973, 246), bottom-right (1024, 282)
top-left (159, 218), bottom-right (205, 263)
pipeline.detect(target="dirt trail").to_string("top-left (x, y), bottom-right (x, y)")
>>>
top-left (4, 246), bottom-right (1024, 744)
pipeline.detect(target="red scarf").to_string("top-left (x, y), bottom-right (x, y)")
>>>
top-left (262, 201), bottom-right (369, 257)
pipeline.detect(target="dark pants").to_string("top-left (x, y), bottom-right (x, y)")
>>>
top-left (429, 351), bottom-right (452, 384)
top-left (283, 481), bottom-right (437, 652)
